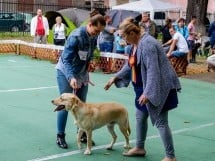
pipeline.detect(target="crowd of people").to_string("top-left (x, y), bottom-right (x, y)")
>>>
top-left (29, 8), bottom-right (215, 161)
top-left (30, 9), bottom-right (215, 64)
top-left (161, 16), bottom-right (199, 63)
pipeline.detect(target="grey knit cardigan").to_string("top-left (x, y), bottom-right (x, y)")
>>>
top-left (115, 33), bottom-right (181, 124)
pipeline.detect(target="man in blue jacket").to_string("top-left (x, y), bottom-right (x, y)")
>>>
top-left (55, 14), bottom-right (105, 149)
top-left (208, 20), bottom-right (215, 49)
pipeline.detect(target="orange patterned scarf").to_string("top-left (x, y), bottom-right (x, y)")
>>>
top-left (128, 46), bottom-right (137, 83)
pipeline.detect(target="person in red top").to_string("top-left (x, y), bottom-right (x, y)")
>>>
top-left (30, 9), bottom-right (49, 44)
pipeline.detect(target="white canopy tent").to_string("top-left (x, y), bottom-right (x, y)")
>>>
top-left (112, 0), bottom-right (183, 12)
top-left (112, 0), bottom-right (183, 21)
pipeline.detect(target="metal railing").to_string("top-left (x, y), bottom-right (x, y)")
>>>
top-left (0, 0), bottom-right (108, 36)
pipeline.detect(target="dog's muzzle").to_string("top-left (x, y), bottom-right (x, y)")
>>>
top-left (54, 105), bottom-right (65, 112)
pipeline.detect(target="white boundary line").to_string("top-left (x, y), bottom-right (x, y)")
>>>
top-left (28, 122), bottom-right (215, 161)
top-left (0, 65), bottom-right (54, 68)
top-left (0, 86), bottom-right (57, 93)
top-left (8, 59), bottom-right (16, 62)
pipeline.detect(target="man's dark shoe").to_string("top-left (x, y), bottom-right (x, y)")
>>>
top-left (56, 133), bottom-right (68, 149)
top-left (80, 133), bottom-right (95, 146)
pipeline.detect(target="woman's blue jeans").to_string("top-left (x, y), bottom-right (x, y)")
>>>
top-left (56, 69), bottom-right (88, 134)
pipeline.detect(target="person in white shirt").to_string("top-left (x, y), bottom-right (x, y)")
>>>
top-left (30, 9), bottom-right (49, 44)
top-left (163, 27), bottom-right (189, 58)
top-left (53, 16), bottom-right (67, 46)
top-left (207, 47), bottom-right (215, 71)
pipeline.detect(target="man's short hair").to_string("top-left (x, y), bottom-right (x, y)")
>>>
top-left (191, 15), bottom-right (197, 19)
top-left (177, 18), bottom-right (185, 23)
top-left (142, 12), bottom-right (150, 17)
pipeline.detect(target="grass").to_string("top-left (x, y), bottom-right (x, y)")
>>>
top-left (0, 32), bottom-right (33, 42)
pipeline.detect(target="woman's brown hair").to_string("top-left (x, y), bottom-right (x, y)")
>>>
top-left (119, 18), bottom-right (141, 35)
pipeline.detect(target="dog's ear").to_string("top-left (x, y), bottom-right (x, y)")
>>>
top-left (72, 96), bottom-right (79, 105)
top-left (54, 105), bottom-right (65, 112)
top-left (71, 97), bottom-right (79, 110)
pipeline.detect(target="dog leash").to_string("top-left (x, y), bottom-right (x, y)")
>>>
top-left (73, 89), bottom-right (77, 95)
top-left (84, 73), bottom-right (95, 86)
top-left (86, 79), bottom-right (95, 86)
top-left (73, 73), bottom-right (95, 95)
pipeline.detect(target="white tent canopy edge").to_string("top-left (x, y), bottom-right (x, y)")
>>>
top-left (111, 0), bottom-right (183, 22)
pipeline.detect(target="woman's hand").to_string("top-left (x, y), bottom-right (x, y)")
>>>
top-left (138, 94), bottom-right (149, 106)
top-left (104, 77), bottom-right (116, 90)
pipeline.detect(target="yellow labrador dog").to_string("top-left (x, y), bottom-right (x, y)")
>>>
top-left (52, 93), bottom-right (131, 155)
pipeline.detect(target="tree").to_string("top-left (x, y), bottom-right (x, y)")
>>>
top-left (186, 0), bottom-right (209, 34)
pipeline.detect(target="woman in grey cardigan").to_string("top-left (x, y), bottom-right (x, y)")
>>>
top-left (104, 18), bottom-right (180, 161)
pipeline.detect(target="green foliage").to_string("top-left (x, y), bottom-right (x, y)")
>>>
top-left (157, 32), bottom-right (162, 41)
top-left (93, 47), bottom-right (101, 61)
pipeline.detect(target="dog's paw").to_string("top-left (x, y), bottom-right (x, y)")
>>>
top-left (123, 144), bottom-right (131, 149)
top-left (74, 120), bottom-right (78, 125)
top-left (106, 145), bottom-right (113, 150)
top-left (77, 143), bottom-right (82, 149)
top-left (84, 149), bottom-right (91, 155)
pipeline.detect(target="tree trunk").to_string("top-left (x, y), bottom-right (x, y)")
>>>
top-left (186, 0), bottom-right (208, 35)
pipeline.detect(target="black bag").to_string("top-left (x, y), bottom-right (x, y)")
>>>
top-left (162, 89), bottom-right (178, 113)
top-left (54, 39), bottom-right (65, 46)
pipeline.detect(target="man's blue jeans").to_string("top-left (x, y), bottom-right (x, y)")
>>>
top-left (56, 69), bottom-right (88, 134)
top-left (171, 50), bottom-right (187, 57)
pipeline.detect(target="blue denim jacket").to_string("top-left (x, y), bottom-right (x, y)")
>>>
top-left (56, 26), bottom-right (97, 87)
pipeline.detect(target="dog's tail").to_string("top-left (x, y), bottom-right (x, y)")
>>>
top-left (127, 123), bottom-right (131, 136)
top-left (126, 117), bottom-right (131, 136)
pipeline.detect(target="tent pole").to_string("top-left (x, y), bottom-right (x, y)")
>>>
top-left (91, 0), bottom-right (94, 12)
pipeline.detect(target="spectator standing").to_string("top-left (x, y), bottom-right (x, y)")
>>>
top-left (208, 20), bottom-right (215, 49)
top-left (139, 12), bottom-right (157, 38)
top-left (55, 14), bottom-right (105, 149)
top-left (205, 16), bottom-right (210, 33)
top-left (115, 29), bottom-right (127, 54)
top-left (53, 16), bottom-right (67, 46)
top-left (174, 18), bottom-right (189, 39)
top-left (30, 9), bottom-right (49, 44)
top-left (161, 18), bottom-right (172, 43)
top-left (207, 47), bottom-right (215, 71)
top-left (187, 16), bottom-right (198, 63)
top-left (98, 15), bottom-right (116, 52)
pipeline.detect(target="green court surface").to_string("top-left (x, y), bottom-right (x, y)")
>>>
top-left (0, 54), bottom-right (215, 161)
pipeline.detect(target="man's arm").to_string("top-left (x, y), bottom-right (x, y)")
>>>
top-left (44, 17), bottom-right (49, 36)
top-left (167, 39), bottom-right (177, 57)
top-left (163, 39), bottom-right (173, 46)
top-left (30, 17), bottom-right (36, 36)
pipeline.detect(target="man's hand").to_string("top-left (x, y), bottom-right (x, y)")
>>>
top-left (70, 78), bottom-right (78, 89)
top-left (166, 52), bottom-right (171, 58)
top-left (87, 61), bottom-right (96, 72)
top-left (110, 27), bottom-right (116, 34)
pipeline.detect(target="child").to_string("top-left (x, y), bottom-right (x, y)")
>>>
top-left (115, 30), bottom-right (127, 54)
